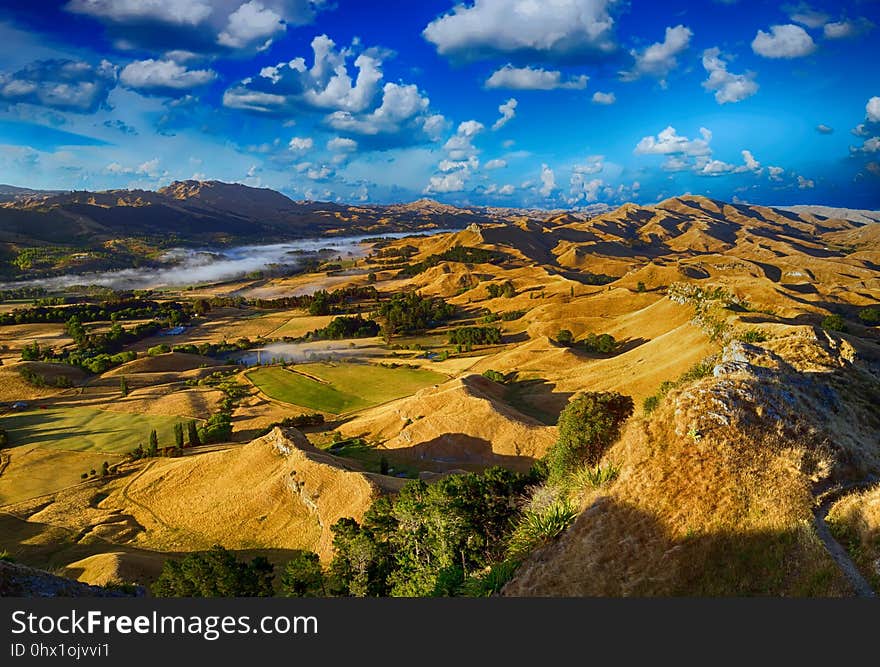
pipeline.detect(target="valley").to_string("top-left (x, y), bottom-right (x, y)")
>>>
top-left (0, 189), bottom-right (878, 597)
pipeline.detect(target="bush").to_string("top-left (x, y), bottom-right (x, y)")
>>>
top-left (482, 369), bottom-right (506, 383)
top-left (280, 551), bottom-right (325, 597)
top-left (858, 306), bottom-right (880, 325)
top-left (821, 314), bottom-right (847, 332)
top-left (152, 545), bottom-right (275, 597)
top-left (448, 326), bottom-right (502, 346)
top-left (582, 332), bottom-right (617, 354)
top-left (555, 329), bottom-right (574, 346)
top-left (147, 344), bottom-right (171, 356)
top-left (738, 328), bottom-right (769, 343)
top-left (506, 501), bottom-right (578, 559)
top-left (546, 392), bottom-right (634, 481)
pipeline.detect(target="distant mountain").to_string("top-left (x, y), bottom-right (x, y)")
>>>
top-left (0, 180), bottom-right (545, 249)
top-left (0, 184), bottom-right (68, 203)
top-left (778, 205), bottom-right (880, 225)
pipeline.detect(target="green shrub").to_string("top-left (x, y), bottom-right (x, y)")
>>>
top-left (583, 332), bottom-right (617, 354)
top-left (482, 369), bottom-right (506, 383)
top-left (280, 551), bottom-right (325, 597)
top-left (555, 329), bottom-right (574, 346)
top-left (152, 545), bottom-right (275, 597)
top-left (147, 344), bottom-right (171, 356)
top-left (507, 501), bottom-right (578, 559)
top-left (546, 392), bottom-right (634, 481)
top-left (738, 328), bottom-right (769, 343)
top-left (858, 307), bottom-right (880, 325)
top-left (821, 314), bottom-right (847, 332)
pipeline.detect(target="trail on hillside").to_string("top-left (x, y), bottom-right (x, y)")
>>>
top-left (813, 478), bottom-right (878, 598)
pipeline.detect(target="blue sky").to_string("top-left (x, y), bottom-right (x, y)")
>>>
top-left (0, 0), bottom-right (878, 209)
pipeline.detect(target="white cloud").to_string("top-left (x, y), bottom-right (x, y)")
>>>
top-left (325, 82), bottom-right (432, 137)
top-left (0, 58), bottom-right (117, 113)
top-left (569, 170), bottom-right (603, 202)
top-left (327, 137), bottom-right (357, 152)
top-left (222, 88), bottom-right (286, 112)
top-left (485, 65), bottom-right (588, 91)
top-left (218, 1), bottom-right (285, 50)
top-left (741, 150), bottom-right (761, 172)
top-left (751, 24), bottom-right (816, 59)
top-left (289, 136), bottom-right (314, 152)
top-left (852, 123), bottom-right (870, 137)
top-left (136, 157), bottom-right (161, 177)
top-left (573, 155), bottom-right (604, 174)
top-left (797, 175), bottom-right (815, 189)
top-left (698, 159), bottom-right (737, 176)
top-left (635, 126), bottom-right (712, 157)
top-left (65, 0), bottom-right (212, 26)
top-left (867, 97), bottom-right (880, 123)
top-left (423, 0), bottom-right (618, 62)
top-left (621, 25), bottom-right (692, 84)
top-left (492, 98), bottom-right (518, 130)
top-left (851, 137), bottom-right (880, 154)
top-left (591, 91), bottom-right (615, 104)
top-left (484, 159), bottom-right (507, 170)
top-left (768, 166), bottom-right (784, 181)
top-left (539, 163), bottom-right (556, 197)
top-left (120, 58), bottom-right (215, 93)
top-left (789, 8), bottom-right (829, 29)
top-left (485, 183), bottom-right (516, 196)
top-left (816, 124), bottom-right (833, 134)
top-left (701, 47), bottom-right (758, 104)
top-left (443, 120), bottom-right (484, 160)
top-left (823, 18), bottom-right (873, 40)
top-left (424, 171), bottom-right (466, 193)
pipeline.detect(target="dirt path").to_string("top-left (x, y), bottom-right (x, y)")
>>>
top-left (812, 477), bottom-right (878, 598)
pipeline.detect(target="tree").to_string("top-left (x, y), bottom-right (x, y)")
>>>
top-left (637, 281), bottom-right (647, 293)
top-left (101, 461), bottom-right (109, 477)
top-left (367, 272), bottom-right (377, 284)
top-left (147, 429), bottom-right (158, 457)
top-left (280, 551), bottom-right (325, 597)
top-left (583, 333), bottom-right (617, 354)
top-left (821, 314), bottom-right (847, 332)
top-left (187, 421), bottom-right (201, 447)
top-left (174, 422), bottom-right (184, 452)
top-left (119, 376), bottom-right (129, 397)
top-left (152, 545), bottom-right (275, 597)
top-left (556, 329), bottom-right (574, 346)
top-left (858, 307), bottom-right (880, 325)
top-left (0, 429), bottom-right (7, 447)
top-left (546, 392), bottom-right (634, 481)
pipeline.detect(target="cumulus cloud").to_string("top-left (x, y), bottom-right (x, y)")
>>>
top-left (851, 137), bottom-right (880, 154)
top-left (591, 91), bottom-right (615, 104)
top-left (424, 171), bottom-right (466, 194)
top-left (289, 136), bottom-right (313, 152)
top-left (701, 47), bottom-right (758, 104)
top-left (327, 137), bottom-right (357, 152)
top-left (0, 58), bottom-right (117, 113)
top-left (751, 24), bottom-right (816, 59)
top-left (816, 124), bottom-right (833, 134)
top-left (539, 163), bottom-right (556, 197)
top-left (485, 183), bottom-right (516, 196)
top-left (768, 166), bottom-right (784, 181)
top-left (797, 175), bottom-right (815, 189)
top-left (634, 126), bottom-right (712, 157)
top-left (485, 65), bottom-right (588, 90)
top-left (120, 58), bottom-right (215, 95)
top-left (823, 19), bottom-right (873, 39)
top-left (225, 35), bottom-right (441, 147)
top-left (217, 1), bottom-right (285, 50)
top-left (422, 0), bottom-right (619, 63)
top-left (789, 7), bottom-right (830, 29)
top-left (573, 155), bottom-right (604, 175)
top-left (484, 158), bottom-right (507, 170)
top-left (569, 173), bottom-right (604, 203)
top-left (620, 25), bottom-right (692, 85)
top-left (424, 120), bottom-right (485, 194)
top-left (66, 0), bottom-right (327, 53)
top-left (492, 98), bottom-right (518, 130)
top-left (65, 0), bottom-right (213, 26)
top-left (867, 97), bottom-right (880, 123)
top-left (741, 150), bottom-right (761, 172)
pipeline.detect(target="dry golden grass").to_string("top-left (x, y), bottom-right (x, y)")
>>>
top-left (827, 484), bottom-right (880, 589)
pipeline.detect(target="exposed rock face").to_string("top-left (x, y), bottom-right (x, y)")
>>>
top-left (0, 560), bottom-right (143, 597)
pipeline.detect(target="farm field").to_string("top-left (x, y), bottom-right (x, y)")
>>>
top-left (1, 406), bottom-right (192, 454)
top-left (0, 445), bottom-right (124, 505)
top-left (247, 362), bottom-right (447, 414)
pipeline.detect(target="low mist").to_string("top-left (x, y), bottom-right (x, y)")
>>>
top-left (0, 230), bottom-right (450, 293)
